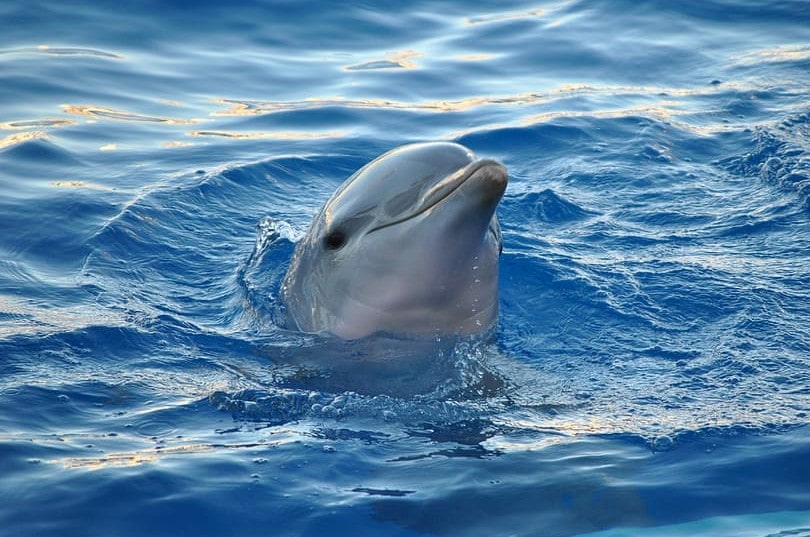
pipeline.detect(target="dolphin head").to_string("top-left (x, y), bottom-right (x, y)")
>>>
top-left (280, 142), bottom-right (508, 339)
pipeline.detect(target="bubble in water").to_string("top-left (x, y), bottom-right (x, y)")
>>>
top-left (651, 435), bottom-right (674, 452)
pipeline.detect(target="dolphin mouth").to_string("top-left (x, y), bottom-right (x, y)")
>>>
top-left (367, 158), bottom-right (507, 234)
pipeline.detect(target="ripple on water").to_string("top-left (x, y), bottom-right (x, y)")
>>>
top-left (133, 419), bottom-right (178, 439)
top-left (0, 46), bottom-right (123, 59)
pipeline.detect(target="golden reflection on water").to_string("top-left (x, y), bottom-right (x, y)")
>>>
top-left (209, 81), bottom-right (754, 139)
top-left (213, 83), bottom-right (733, 118)
top-left (50, 180), bottom-right (113, 190)
top-left (0, 81), bottom-right (759, 150)
top-left (344, 49), bottom-right (422, 71)
top-left (159, 99), bottom-right (186, 107)
top-left (483, 406), bottom-right (757, 453)
top-left (62, 105), bottom-right (200, 125)
top-left (519, 105), bottom-right (675, 126)
top-left (35, 45), bottom-right (123, 59)
top-left (213, 94), bottom-right (546, 116)
top-left (454, 54), bottom-right (496, 62)
top-left (0, 131), bottom-right (48, 149)
top-left (0, 118), bottom-right (74, 130)
top-left (188, 129), bottom-right (345, 140)
top-left (55, 438), bottom-right (290, 470)
top-left (734, 44), bottom-right (810, 65)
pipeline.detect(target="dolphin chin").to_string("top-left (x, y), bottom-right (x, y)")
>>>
top-left (280, 142), bottom-right (508, 340)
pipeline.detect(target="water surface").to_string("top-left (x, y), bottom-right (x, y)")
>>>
top-left (1, 1), bottom-right (809, 536)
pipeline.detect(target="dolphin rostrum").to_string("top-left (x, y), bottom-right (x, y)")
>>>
top-left (281, 142), bottom-right (507, 339)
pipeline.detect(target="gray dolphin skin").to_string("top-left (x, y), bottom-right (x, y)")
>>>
top-left (280, 142), bottom-right (508, 340)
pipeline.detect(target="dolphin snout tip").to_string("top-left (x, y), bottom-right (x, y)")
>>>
top-left (472, 159), bottom-right (508, 199)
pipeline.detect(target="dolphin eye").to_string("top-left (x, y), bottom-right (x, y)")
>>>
top-left (323, 230), bottom-right (347, 250)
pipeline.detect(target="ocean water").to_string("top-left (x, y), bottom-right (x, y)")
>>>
top-left (1, 0), bottom-right (809, 535)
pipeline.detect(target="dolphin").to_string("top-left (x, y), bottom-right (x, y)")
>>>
top-left (280, 142), bottom-right (508, 340)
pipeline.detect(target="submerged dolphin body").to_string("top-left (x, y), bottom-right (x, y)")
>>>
top-left (281, 142), bottom-right (508, 340)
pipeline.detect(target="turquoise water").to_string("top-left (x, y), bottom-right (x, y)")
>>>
top-left (1, 1), bottom-right (809, 536)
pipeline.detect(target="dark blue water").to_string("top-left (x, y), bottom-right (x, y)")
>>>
top-left (2, 1), bottom-right (810, 535)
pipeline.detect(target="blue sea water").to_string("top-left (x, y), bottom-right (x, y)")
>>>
top-left (2, 0), bottom-right (810, 535)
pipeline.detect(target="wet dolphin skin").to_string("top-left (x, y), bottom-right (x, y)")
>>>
top-left (281, 142), bottom-right (508, 339)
